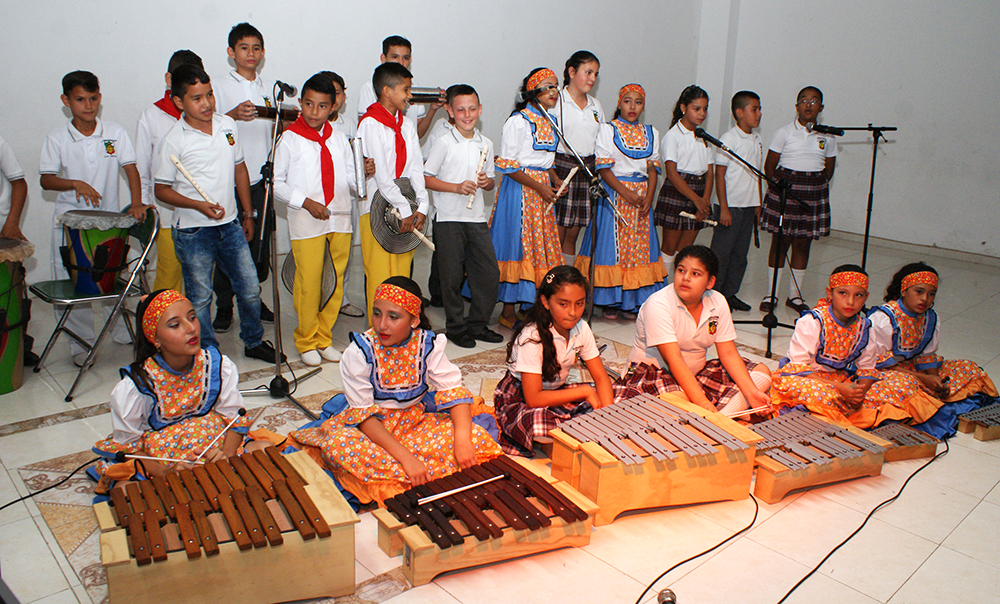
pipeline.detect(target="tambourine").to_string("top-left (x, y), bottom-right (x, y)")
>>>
top-left (281, 248), bottom-right (338, 310)
top-left (369, 178), bottom-right (422, 254)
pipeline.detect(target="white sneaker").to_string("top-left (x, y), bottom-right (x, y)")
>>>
top-left (300, 349), bottom-right (322, 366)
top-left (319, 346), bottom-right (342, 362)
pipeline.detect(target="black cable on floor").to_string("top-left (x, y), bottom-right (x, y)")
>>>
top-left (0, 457), bottom-right (100, 512)
top-left (634, 494), bottom-right (761, 604)
top-left (776, 438), bottom-right (951, 604)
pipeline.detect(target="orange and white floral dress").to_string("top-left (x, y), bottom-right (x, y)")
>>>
top-left (290, 328), bottom-right (501, 504)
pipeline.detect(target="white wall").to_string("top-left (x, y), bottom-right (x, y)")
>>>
top-left (0, 0), bottom-right (696, 283)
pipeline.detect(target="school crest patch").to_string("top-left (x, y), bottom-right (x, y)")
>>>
top-left (226, 132), bottom-right (236, 146)
top-left (263, 97), bottom-right (272, 108)
top-left (708, 316), bottom-right (718, 335)
top-left (818, 138), bottom-right (827, 150)
top-left (592, 109), bottom-right (600, 122)
top-left (103, 140), bottom-right (116, 155)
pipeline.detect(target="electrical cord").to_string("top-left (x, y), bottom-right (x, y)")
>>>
top-left (0, 457), bottom-right (100, 512)
top-left (634, 493), bottom-right (761, 604)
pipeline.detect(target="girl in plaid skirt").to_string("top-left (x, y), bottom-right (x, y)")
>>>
top-left (493, 266), bottom-right (614, 456)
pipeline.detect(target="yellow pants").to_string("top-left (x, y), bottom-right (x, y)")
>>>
top-left (153, 227), bottom-right (184, 292)
top-left (290, 232), bottom-right (351, 353)
top-left (360, 213), bottom-right (413, 326)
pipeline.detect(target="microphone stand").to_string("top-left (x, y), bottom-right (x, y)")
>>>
top-left (699, 132), bottom-right (806, 358)
top-left (242, 83), bottom-right (319, 420)
top-left (537, 105), bottom-right (614, 321)
top-left (836, 124), bottom-right (897, 270)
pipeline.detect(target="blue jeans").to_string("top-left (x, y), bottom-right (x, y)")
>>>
top-left (173, 220), bottom-right (263, 349)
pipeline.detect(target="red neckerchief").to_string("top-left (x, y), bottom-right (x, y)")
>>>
top-left (153, 91), bottom-right (181, 120)
top-left (361, 102), bottom-right (406, 177)
top-left (285, 116), bottom-right (335, 205)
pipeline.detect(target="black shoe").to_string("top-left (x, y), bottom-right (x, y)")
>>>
top-left (260, 303), bottom-right (274, 324)
top-left (23, 349), bottom-right (40, 367)
top-left (470, 327), bottom-right (504, 344)
top-left (446, 330), bottom-right (476, 348)
top-left (244, 340), bottom-right (287, 364)
top-left (213, 308), bottom-right (233, 333)
top-left (727, 296), bottom-right (752, 312)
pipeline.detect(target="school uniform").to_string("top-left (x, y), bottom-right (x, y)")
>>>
top-left (0, 135), bottom-right (25, 223)
top-left (329, 113), bottom-right (360, 310)
top-left (135, 93), bottom-right (184, 292)
top-left (622, 285), bottom-right (765, 412)
top-left (356, 79), bottom-right (426, 128)
top-left (654, 121), bottom-right (714, 230)
top-left (423, 123), bottom-right (498, 335)
top-left (576, 118), bottom-right (666, 312)
top-left (39, 118), bottom-right (135, 355)
top-left (357, 105), bottom-right (430, 323)
top-left (272, 120), bottom-right (357, 353)
top-left (760, 121), bottom-right (837, 239)
top-left (709, 126), bottom-right (763, 299)
top-left (493, 321), bottom-right (601, 456)
top-left (490, 105), bottom-right (562, 305)
top-left (552, 88), bottom-right (604, 228)
top-left (153, 113), bottom-right (263, 351)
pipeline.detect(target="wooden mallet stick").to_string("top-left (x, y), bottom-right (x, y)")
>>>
top-left (390, 208), bottom-right (436, 251)
top-left (416, 473), bottom-right (505, 506)
top-left (115, 451), bottom-right (204, 466)
top-left (169, 154), bottom-right (224, 219)
top-left (679, 211), bottom-right (718, 226)
top-left (193, 408), bottom-right (247, 462)
top-left (466, 145), bottom-right (490, 209)
top-left (546, 166), bottom-right (578, 212)
top-left (724, 405), bottom-right (771, 419)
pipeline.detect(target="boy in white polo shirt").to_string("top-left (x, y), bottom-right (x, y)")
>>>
top-left (1, 133), bottom-right (38, 365)
top-left (212, 22), bottom-right (277, 331)
top-left (710, 91), bottom-right (763, 313)
top-left (356, 36), bottom-right (441, 140)
top-left (136, 49), bottom-right (204, 293)
top-left (153, 64), bottom-right (282, 364)
top-left (273, 72), bottom-right (360, 366)
top-left (423, 84), bottom-right (500, 348)
top-left (39, 70), bottom-right (145, 365)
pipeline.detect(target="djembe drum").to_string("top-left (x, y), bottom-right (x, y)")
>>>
top-left (57, 210), bottom-right (137, 295)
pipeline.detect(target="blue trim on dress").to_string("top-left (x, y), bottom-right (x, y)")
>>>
top-left (521, 105), bottom-right (559, 152)
top-left (611, 120), bottom-right (655, 160)
top-left (350, 329), bottom-right (435, 404)
top-left (121, 346), bottom-right (225, 432)
top-left (872, 304), bottom-right (937, 361)
top-left (809, 309), bottom-right (871, 372)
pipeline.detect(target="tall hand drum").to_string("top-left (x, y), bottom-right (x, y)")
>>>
top-left (0, 237), bottom-right (34, 393)
top-left (57, 210), bottom-right (138, 295)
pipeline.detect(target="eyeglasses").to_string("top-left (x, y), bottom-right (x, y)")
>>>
top-left (797, 99), bottom-right (820, 106)
top-left (535, 85), bottom-right (559, 93)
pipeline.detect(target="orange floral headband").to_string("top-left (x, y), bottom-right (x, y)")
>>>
top-left (142, 290), bottom-right (187, 343)
top-left (619, 83), bottom-right (645, 103)
top-left (829, 271), bottom-right (869, 291)
top-left (902, 271), bottom-right (938, 291)
top-left (527, 68), bottom-right (556, 91)
top-left (374, 283), bottom-right (422, 318)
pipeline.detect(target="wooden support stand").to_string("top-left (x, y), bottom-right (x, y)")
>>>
top-left (549, 393), bottom-right (762, 526)
top-left (96, 451), bottom-right (360, 604)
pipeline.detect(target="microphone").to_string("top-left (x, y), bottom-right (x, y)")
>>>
top-left (276, 81), bottom-right (297, 97)
top-left (693, 127), bottom-right (726, 150)
top-left (806, 122), bottom-right (845, 136)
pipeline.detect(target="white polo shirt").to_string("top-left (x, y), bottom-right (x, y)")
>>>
top-left (508, 321), bottom-right (601, 389)
top-left (356, 110), bottom-right (429, 217)
top-left (769, 120), bottom-right (837, 173)
top-left (423, 124), bottom-right (495, 223)
top-left (554, 88), bottom-right (604, 156)
top-left (662, 121), bottom-right (714, 175)
top-left (715, 126), bottom-right (763, 208)
top-left (356, 79), bottom-right (426, 128)
top-left (0, 135), bottom-right (25, 220)
top-left (272, 125), bottom-right (356, 239)
top-left (153, 113), bottom-right (243, 229)
top-left (629, 285), bottom-right (736, 373)
top-left (213, 70), bottom-right (278, 184)
top-left (39, 118), bottom-right (136, 217)
top-left (135, 98), bottom-right (181, 226)
top-left (330, 113), bottom-right (357, 140)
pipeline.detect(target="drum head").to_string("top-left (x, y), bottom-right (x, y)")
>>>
top-left (56, 210), bottom-right (138, 231)
top-left (369, 178), bottom-right (421, 254)
top-left (0, 238), bottom-right (34, 264)
top-left (280, 249), bottom-right (338, 309)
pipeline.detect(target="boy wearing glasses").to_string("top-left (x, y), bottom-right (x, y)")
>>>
top-left (758, 86), bottom-right (837, 314)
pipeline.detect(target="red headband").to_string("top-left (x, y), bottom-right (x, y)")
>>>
top-left (618, 83), bottom-right (645, 104)
top-left (142, 290), bottom-right (187, 344)
top-left (829, 271), bottom-right (869, 291)
top-left (902, 271), bottom-right (938, 291)
top-left (374, 283), bottom-right (422, 318)
top-left (527, 68), bottom-right (556, 91)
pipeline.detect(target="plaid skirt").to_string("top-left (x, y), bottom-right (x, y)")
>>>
top-left (493, 371), bottom-right (585, 456)
top-left (612, 359), bottom-right (763, 410)
top-left (760, 167), bottom-right (830, 239)
top-left (553, 153), bottom-right (596, 228)
top-left (654, 172), bottom-right (707, 229)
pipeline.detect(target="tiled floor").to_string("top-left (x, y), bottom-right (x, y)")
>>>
top-left (1, 232), bottom-right (998, 604)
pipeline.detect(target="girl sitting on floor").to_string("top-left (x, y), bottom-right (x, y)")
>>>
top-left (290, 277), bottom-right (501, 504)
top-left (494, 265), bottom-right (614, 456)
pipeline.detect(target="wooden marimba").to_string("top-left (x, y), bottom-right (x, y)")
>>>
top-left (869, 423), bottom-right (941, 461)
top-left (549, 393), bottom-right (762, 526)
top-left (371, 455), bottom-right (597, 586)
top-left (94, 449), bottom-right (359, 604)
top-left (750, 410), bottom-right (891, 503)
top-left (958, 404), bottom-right (1000, 441)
